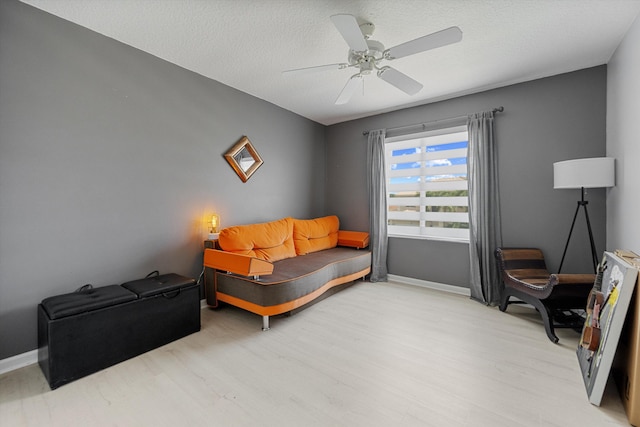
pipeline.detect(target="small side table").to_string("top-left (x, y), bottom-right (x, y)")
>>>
top-left (203, 239), bottom-right (218, 307)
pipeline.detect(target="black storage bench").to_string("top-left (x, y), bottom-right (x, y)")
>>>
top-left (38, 273), bottom-right (200, 389)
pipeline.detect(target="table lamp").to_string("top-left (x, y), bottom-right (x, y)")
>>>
top-left (209, 213), bottom-right (220, 240)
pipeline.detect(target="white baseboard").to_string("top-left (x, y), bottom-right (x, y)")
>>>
top-left (387, 274), bottom-right (471, 297)
top-left (0, 349), bottom-right (38, 375)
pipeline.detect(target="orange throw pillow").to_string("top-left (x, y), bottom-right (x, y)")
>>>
top-left (218, 217), bottom-right (296, 262)
top-left (293, 215), bottom-right (339, 255)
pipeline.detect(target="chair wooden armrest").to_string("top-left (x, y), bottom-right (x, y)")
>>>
top-left (555, 274), bottom-right (596, 285)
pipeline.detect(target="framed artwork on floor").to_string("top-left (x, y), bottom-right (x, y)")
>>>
top-left (577, 251), bottom-right (638, 406)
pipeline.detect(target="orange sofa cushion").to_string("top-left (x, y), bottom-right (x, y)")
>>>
top-left (293, 215), bottom-right (339, 255)
top-left (218, 217), bottom-right (296, 262)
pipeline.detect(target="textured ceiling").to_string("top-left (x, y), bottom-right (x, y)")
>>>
top-left (20, 0), bottom-right (640, 125)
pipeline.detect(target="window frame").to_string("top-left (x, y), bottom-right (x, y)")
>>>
top-left (385, 125), bottom-right (470, 243)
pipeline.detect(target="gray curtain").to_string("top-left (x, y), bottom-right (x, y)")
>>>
top-left (367, 129), bottom-right (388, 282)
top-left (467, 112), bottom-right (503, 304)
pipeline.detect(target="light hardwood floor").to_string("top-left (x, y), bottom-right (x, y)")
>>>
top-left (0, 281), bottom-right (631, 426)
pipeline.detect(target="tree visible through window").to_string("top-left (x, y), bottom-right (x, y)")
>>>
top-left (385, 125), bottom-right (469, 241)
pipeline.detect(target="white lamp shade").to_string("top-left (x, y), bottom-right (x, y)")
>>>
top-left (553, 157), bottom-right (615, 189)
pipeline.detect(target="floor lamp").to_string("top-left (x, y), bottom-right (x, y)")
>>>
top-left (554, 157), bottom-right (615, 273)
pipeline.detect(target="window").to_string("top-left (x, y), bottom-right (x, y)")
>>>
top-left (385, 125), bottom-right (469, 241)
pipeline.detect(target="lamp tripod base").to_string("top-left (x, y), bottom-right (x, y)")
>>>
top-left (558, 187), bottom-right (599, 274)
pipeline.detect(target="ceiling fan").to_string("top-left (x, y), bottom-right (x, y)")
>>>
top-left (283, 14), bottom-right (463, 104)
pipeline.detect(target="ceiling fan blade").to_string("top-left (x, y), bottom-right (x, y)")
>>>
top-left (377, 67), bottom-right (423, 95)
top-left (335, 74), bottom-right (363, 105)
top-left (282, 63), bottom-right (348, 75)
top-left (330, 14), bottom-right (369, 52)
top-left (386, 26), bottom-right (462, 60)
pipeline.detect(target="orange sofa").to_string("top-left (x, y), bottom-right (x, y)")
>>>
top-left (203, 215), bottom-right (371, 330)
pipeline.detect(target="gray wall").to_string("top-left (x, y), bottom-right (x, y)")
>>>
top-left (326, 66), bottom-right (608, 287)
top-left (0, 1), bottom-right (325, 359)
top-left (607, 14), bottom-right (640, 253)
top-left (0, 0), bottom-right (611, 360)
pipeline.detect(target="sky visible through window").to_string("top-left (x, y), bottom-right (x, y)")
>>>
top-left (389, 141), bottom-right (468, 184)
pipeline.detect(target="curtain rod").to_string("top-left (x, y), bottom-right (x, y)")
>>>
top-left (362, 106), bottom-right (504, 136)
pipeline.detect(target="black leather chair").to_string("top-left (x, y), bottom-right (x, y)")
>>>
top-left (495, 248), bottom-right (595, 343)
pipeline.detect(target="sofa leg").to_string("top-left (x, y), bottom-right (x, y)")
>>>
top-left (262, 316), bottom-right (270, 331)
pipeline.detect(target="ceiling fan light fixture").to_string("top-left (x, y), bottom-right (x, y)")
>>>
top-left (359, 58), bottom-right (374, 74)
top-left (348, 40), bottom-right (385, 65)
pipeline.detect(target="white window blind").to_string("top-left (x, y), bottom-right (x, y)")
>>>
top-left (385, 125), bottom-right (469, 241)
